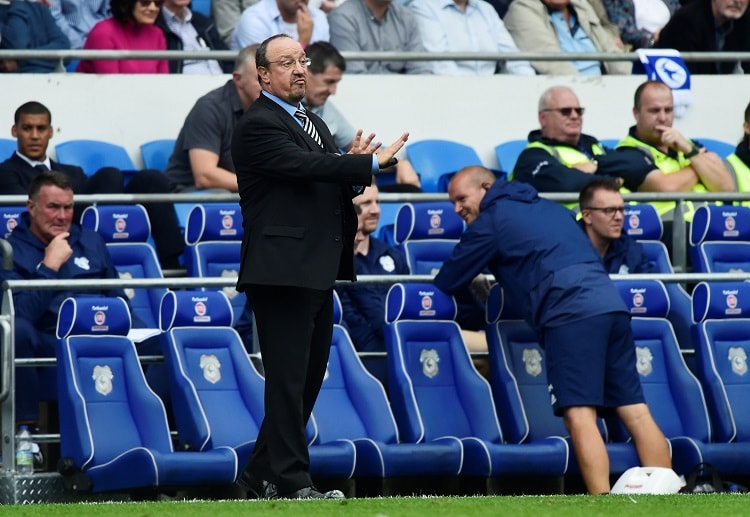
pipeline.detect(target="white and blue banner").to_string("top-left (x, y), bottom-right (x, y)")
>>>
top-left (636, 48), bottom-right (692, 118)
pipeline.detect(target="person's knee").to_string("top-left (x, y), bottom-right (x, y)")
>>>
top-left (563, 406), bottom-right (599, 432)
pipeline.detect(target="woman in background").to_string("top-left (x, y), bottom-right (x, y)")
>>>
top-left (78, 0), bottom-right (167, 73)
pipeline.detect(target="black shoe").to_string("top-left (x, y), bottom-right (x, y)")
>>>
top-left (262, 481), bottom-right (278, 499)
top-left (276, 486), bottom-right (345, 500)
top-left (235, 470), bottom-right (263, 499)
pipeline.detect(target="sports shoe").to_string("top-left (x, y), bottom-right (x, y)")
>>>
top-left (275, 486), bottom-right (345, 500)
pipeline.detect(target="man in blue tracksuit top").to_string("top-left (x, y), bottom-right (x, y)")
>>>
top-left (433, 165), bottom-right (671, 494)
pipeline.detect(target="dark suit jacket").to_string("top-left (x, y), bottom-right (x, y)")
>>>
top-left (231, 93), bottom-right (373, 291)
top-left (656, 0), bottom-right (750, 74)
top-left (0, 152), bottom-right (89, 195)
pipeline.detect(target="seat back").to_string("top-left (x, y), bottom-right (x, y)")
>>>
top-left (383, 282), bottom-right (502, 444)
top-left (57, 297), bottom-right (172, 477)
top-left (691, 281), bottom-right (750, 443)
top-left (614, 279), bottom-right (711, 442)
top-left (0, 138), bottom-right (16, 160)
top-left (140, 139), bottom-right (176, 171)
top-left (689, 205), bottom-right (750, 273)
top-left (0, 206), bottom-right (24, 238)
top-left (183, 203), bottom-right (245, 324)
top-left (311, 291), bottom-right (399, 444)
top-left (394, 201), bottom-right (463, 274)
top-left (484, 285), bottom-right (567, 444)
top-left (159, 290), bottom-right (261, 460)
top-left (493, 139), bottom-right (527, 175)
top-left (81, 204), bottom-right (166, 327)
top-left (55, 139), bottom-right (137, 176)
top-left (406, 139), bottom-right (483, 192)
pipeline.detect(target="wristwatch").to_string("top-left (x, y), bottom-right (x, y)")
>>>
top-left (685, 143), bottom-right (701, 159)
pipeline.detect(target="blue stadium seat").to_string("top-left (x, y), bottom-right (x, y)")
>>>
top-left (55, 140), bottom-right (137, 180)
top-left (0, 138), bottom-right (16, 159)
top-left (159, 290), bottom-right (357, 480)
top-left (691, 281), bottom-right (750, 444)
top-left (484, 285), bottom-right (641, 478)
top-left (383, 283), bottom-right (569, 481)
top-left (614, 279), bottom-right (750, 476)
top-left (308, 291), bottom-right (463, 489)
top-left (81, 204), bottom-right (167, 328)
top-left (406, 139), bottom-right (483, 192)
top-left (598, 139), bottom-right (620, 149)
top-left (493, 139), bottom-right (527, 175)
top-left (623, 203), bottom-right (693, 349)
top-left (190, 0), bottom-right (211, 16)
top-left (375, 202), bottom-right (401, 247)
top-left (393, 201), bottom-right (464, 275)
top-left (56, 296), bottom-right (239, 493)
top-left (689, 205), bottom-right (750, 273)
top-left (696, 138), bottom-right (736, 158)
top-left (140, 139), bottom-right (176, 171)
top-left (0, 205), bottom-right (24, 238)
top-left (184, 203), bottom-right (245, 325)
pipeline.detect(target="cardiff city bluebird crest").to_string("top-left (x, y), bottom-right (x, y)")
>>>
top-left (93, 365), bottom-right (114, 395)
top-left (420, 348), bottom-right (439, 378)
top-left (729, 347), bottom-right (747, 376)
top-left (636, 347), bottom-right (653, 376)
top-left (522, 348), bottom-right (543, 377)
top-left (200, 354), bottom-right (222, 384)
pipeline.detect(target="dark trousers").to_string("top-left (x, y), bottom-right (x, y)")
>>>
top-left (244, 284), bottom-right (334, 494)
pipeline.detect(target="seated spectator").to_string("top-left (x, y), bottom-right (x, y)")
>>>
top-left (587, 0), bottom-right (625, 50)
top-left (512, 85), bottom-right (718, 202)
top-left (231, 0), bottom-right (328, 50)
top-left (0, 171), bottom-right (162, 426)
top-left (164, 45), bottom-right (261, 192)
top-left (303, 41), bottom-right (422, 191)
top-left (328, 0), bottom-right (432, 74)
top-left (655, 0), bottom-right (750, 75)
top-left (503, 0), bottom-right (631, 75)
top-left (601, 0), bottom-right (680, 50)
top-left (409, 0), bottom-right (536, 75)
top-left (155, 0), bottom-right (232, 74)
top-left (0, 0), bottom-right (70, 73)
top-left (579, 177), bottom-right (655, 273)
top-left (77, 0), bottom-right (168, 73)
top-left (616, 80), bottom-right (736, 221)
top-left (725, 100), bottom-right (750, 193)
top-left (212, 0), bottom-right (256, 46)
top-left (0, 101), bottom-right (185, 269)
top-left (49, 0), bottom-right (111, 50)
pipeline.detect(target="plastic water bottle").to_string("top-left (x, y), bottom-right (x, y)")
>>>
top-left (15, 425), bottom-right (34, 475)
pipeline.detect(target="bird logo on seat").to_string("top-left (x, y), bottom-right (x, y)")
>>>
top-left (200, 354), bottom-right (222, 384)
top-left (420, 348), bottom-right (439, 378)
top-left (729, 347), bottom-right (747, 376)
top-left (522, 348), bottom-right (543, 377)
top-left (93, 365), bottom-right (114, 395)
top-left (636, 347), bottom-right (653, 376)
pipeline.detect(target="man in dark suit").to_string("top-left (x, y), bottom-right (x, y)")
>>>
top-left (231, 33), bottom-right (408, 500)
top-left (0, 101), bottom-right (184, 269)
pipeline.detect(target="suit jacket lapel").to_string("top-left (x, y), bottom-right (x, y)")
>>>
top-left (258, 94), bottom-right (332, 153)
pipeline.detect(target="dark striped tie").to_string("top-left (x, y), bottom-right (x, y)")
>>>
top-left (295, 109), bottom-right (323, 149)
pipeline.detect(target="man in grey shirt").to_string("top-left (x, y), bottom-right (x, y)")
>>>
top-left (164, 45), bottom-right (261, 192)
top-left (328, 0), bottom-right (432, 74)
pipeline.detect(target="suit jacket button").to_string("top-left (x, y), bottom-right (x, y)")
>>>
top-left (334, 236), bottom-right (341, 242)
top-left (334, 209), bottom-right (341, 215)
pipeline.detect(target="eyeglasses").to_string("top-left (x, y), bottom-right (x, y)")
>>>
top-left (542, 107), bottom-right (585, 117)
top-left (137, 0), bottom-right (164, 6)
top-left (584, 206), bottom-right (626, 217)
top-left (264, 57), bottom-right (312, 70)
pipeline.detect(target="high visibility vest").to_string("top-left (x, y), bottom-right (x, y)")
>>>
top-left (725, 153), bottom-right (750, 206)
top-left (526, 141), bottom-right (607, 210)
top-left (616, 135), bottom-right (701, 221)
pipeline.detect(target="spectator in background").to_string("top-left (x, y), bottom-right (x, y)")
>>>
top-left (155, 0), bottom-right (232, 74)
top-left (0, 101), bottom-right (185, 269)
top-left (231, 0), bottom-right (329, 50)
top-left (77, 0), bottom-right (168, 73)
top-left (579, 178), bottom-right (655, 274)
top-left (587, 0), bottom-right (625, 50)
top-left (164, 45), bottom-right (261, 192)
top-left (212, 0), bottom-right (257, 45)
top-left (601, 0), bottom-right (680, 50)
top-left (0, 0), bottom-right (70, 73)
top-left (409, 0), bottom-right (536, 75)
top-left (656, 0), bottom-right (750, 74)
top-left (303, 41), bottom-right (422, 191)
top-left (504, 0), bottom-right (631, 75)
top-left (724, 100), bottom-right (750, 193)
top-left (328, 0), bottom-right (432, 74)
top-left (48, 0), bottom-right (111, 49)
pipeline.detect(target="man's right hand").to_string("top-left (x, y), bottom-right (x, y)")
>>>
top-left (43, 232), bottom-right (73, 272)
top-left (297, 3), bottom-right (313, 47)
top-left (375, 132), bottom-right (409, 169)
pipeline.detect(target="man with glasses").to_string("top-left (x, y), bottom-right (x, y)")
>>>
top-left (232, 34), bottom-right (408, 500)
top-left (435, 165), bottom-right (671, 494)
top-left (579, 178), bottom-right (655, 274)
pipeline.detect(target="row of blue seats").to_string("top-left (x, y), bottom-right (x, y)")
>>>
top-left (53, 276), bottom-right (750, 495)
top-left (1, 136), bottom-right (738, 194)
